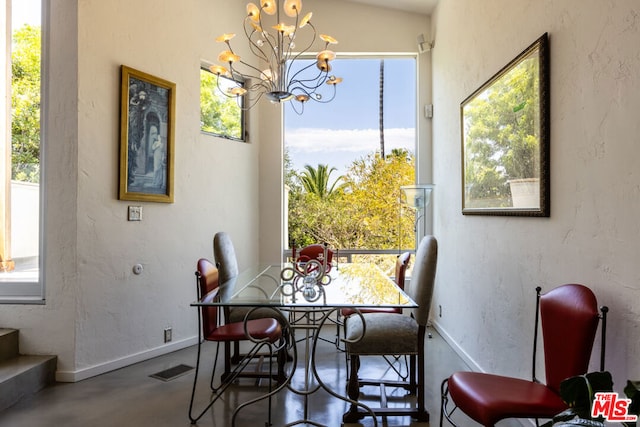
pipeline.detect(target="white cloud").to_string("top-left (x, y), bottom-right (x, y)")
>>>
top-left (285, 127), bottom-right (416, 175)
top-left (285, 127), bottom-right (415, 154)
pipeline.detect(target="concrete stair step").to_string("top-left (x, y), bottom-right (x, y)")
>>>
top-left (0, 329), bottom-right (19, 363)
top-left (0, 328), bottom-right (57, 412)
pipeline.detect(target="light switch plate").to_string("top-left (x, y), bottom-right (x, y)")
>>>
top-left (128, 206), bottom-right (142, 221)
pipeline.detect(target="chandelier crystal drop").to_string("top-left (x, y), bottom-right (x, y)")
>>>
top-left (211, 0), bottom-right (342, 114)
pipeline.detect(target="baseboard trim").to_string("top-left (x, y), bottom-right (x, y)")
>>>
top-left (430, 320), bottom-right (485, 373)
top-left (55, 336), bottom-right (198, 383)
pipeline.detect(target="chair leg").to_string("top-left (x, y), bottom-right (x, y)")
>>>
top-left (231, 340), bottom-right (241, 364)
top-left (276, 335), bottom-right (287, 384)
top-left (415, 340), bottom-right (429, 421)
top-left (221, 340), bottom-right (235, 384)
top-left (440, 377), bottom-right (461, 427)
top-left (409, 354), bottom-right (417, 394)
top-left (190, 340), bottom-right (226, 424)
top-left (230, 341), bottom-right (280, 427)
top-left (343, 319), bottom-right (350, 380)
top-left (188, 340), bottom-right (204, 424)
top-left (343, 354), bottom-right (366, 423)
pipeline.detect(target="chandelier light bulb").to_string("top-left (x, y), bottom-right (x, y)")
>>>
top-left (229, 87), bottom-right (248, 96)
top-left (261, 69), bottom-right (273, 81)
top-left (316, 50), bottom-right (336, 61)
top-left (261, 0), bottom-right (277, 15)
top-left (300, 12), bottom-right (312, 28)
top-left (284, 0), bottom-right (302, 17)
top-left (319, 34), bottom-right (338, 45)
top-left (218, 50), bottom-right (240, 63)
top-left (209, 65), bottom-right (228, 76)
top-left (247, 3), bottom-right (261, 21)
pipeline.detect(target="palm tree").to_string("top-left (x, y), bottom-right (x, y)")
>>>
top-left (299, 164), bottom-right (345, 199)
top-left (379, 59), bottom-right (385, 159)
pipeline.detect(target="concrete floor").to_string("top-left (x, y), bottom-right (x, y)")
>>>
top-left (0, 327), bottom-right (475, 427)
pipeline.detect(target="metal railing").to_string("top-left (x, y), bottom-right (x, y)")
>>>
top-left (283, 248), bottom-right (416, 276)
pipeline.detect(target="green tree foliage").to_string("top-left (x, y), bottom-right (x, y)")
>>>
top-left (463, 53), bottom-right (540, 204)
top-left (299, 164), bottom-right (345, 199)
top-left (200, 71), bottom-right (243, 139)
top-left (11, 24), bottom-right (41, 183)
top-left (287, 150), bottom-right (415, 250)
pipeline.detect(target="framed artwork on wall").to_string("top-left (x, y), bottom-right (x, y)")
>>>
top-left (461, 33), bottom-right (550, 216)
top-left (119, 65), bottom-right (176, 203)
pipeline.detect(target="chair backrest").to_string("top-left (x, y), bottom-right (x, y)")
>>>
top-left (196, 258), bottom-right (220, 336)
top-left (395, 252), bottom-right (411, 290)
top-left (406, 235), bottom-right (438, 326)
top-left (540, 284), bottom-right (600, 393)
top-left (213, 232), bottom-right (239, 283)
top-left (298, 243), bottom-right (334, 262)
top-left (297, 243), bottom-right (334, 271)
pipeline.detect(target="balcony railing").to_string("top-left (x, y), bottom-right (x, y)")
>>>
top-left (283, 248), bottom-right (416, 277)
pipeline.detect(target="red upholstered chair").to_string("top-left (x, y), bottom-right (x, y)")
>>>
top-left (213, 232), bottom-right (288, 381)
top-left (440, 284), bottom-right (608, 427)
top-left (294, 243), bottom-right (334, 272)
top-left (188, 259), bottom-right (283, 425)
top-left (291, 242), bottom-right (338, 345)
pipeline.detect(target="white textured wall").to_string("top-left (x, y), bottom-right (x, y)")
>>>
top-left (431, 0), bottom-right (640, 388)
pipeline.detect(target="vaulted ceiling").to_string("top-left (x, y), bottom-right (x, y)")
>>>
top-left (343, 0), bottom-right (438, 15)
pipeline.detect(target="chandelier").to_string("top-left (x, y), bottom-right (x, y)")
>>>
top-left (210, 0), bottom-right (342, 114)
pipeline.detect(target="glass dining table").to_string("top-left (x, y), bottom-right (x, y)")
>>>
top-left (191, 261), bottom-right (417, 427)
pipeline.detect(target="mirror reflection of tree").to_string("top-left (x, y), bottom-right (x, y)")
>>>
top-left (463, 51), bottom-right (540, 207)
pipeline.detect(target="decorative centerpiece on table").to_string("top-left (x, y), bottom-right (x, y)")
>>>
top-left (281, 243), bottom-right (332, 302)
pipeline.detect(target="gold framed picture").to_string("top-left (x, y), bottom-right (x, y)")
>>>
top-left (119, 65), bottom-right (175, 203)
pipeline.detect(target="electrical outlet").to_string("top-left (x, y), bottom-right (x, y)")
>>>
top-left (164, 327), bottom-right (172, 343)
top-left (439, 304), bottom-right (442, 317)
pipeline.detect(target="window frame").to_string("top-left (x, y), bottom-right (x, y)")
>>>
top-left (0, 0), bottom-right (45, 303)
top-left (199, 64), bottom-right (246, 142)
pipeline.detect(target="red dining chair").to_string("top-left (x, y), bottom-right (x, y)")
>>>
top-left (291, 242), bottom-right (337, 345)
top-left (188, 258), bottom-right (283, 425)
top-left (440, 284), bottom-right (608, 427)
top-left (294, 242), bottom-right (334, 273)
top-left (213, 232), bottom-right (288, 383)
top-left (343, 236), bottom-right (437, 423)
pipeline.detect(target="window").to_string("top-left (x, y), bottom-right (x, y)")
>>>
top-left (200, 65), bottom-right (245, 141)
top-left (0, 0), bottom-right (43, 302)
top-left (284, 57), bottom-right (417, 266)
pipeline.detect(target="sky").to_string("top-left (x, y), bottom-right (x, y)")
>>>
top-left (12, 0), bottom-right (40, 26)
top-left (284, 57), bottom-right (417, 177)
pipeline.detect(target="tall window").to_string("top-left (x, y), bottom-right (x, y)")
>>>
top-left (284, 57), bottom-right (417, 263)
top-left (0, 0), bottom-right (42, 302)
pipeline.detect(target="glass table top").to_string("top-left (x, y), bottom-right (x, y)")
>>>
top-left (191, 262), bottom-right (416, 309)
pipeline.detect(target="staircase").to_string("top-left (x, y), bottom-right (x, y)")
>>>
top-left (0, 328), bottom-right (57, 412)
